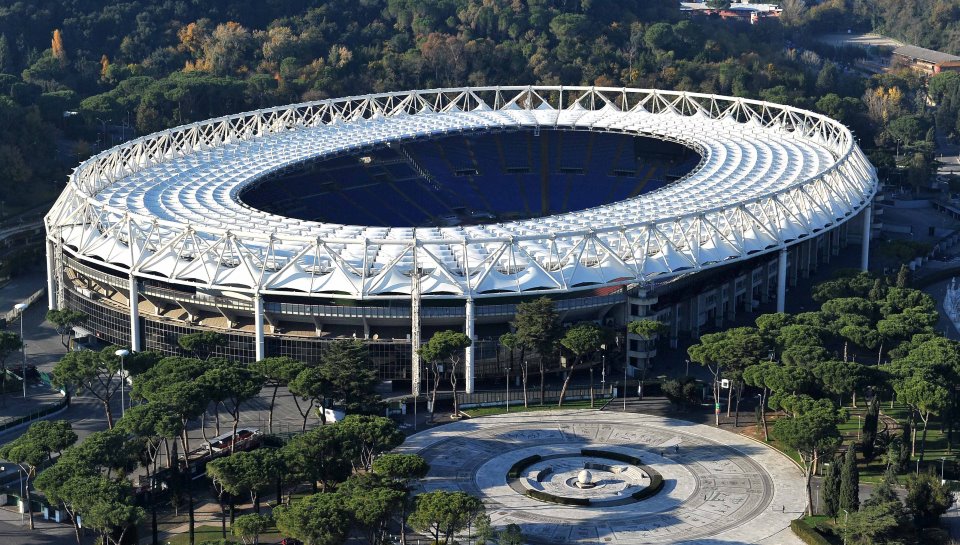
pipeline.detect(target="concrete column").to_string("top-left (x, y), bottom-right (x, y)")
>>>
top-left (254, 294), bottom-right (265, 361)
top-left (464, 298), bottom-right (475, 394)
top-left (46, 240), bottom-right (57, 310)
top-left (129, 275), bottom-right (141, 352)
top-left (831, 228), bottom-right (840, 256)
top-left (861, 204), bottom-right (872, 271)
top-left (777, 247), bottom-right (788, 313)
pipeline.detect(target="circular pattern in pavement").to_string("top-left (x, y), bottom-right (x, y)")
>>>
top-left (397, 411), bottom-right (806, 545)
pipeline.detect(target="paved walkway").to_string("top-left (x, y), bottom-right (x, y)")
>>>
top-left (400, 410), bottom-right (806, 545)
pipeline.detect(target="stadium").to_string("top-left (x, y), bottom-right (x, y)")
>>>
top-left (43, 86), bottom-right (878, 394)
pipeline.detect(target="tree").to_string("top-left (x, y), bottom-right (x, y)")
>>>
top-left (320, 340), bottom-right (381, 414)
top-left (513, 297), bottom-right (561, 405)
top-left (200, 360), bottom-right (264, 453)
top-left (557, 323), bottom-right (602, 406)
top-left (418, 330), bottom-right (471, 416)
top-left (336, 414), bottom-right (404, 471)
top-left (499, 523), bottom-right (524, 545)
top-left (177, 331), bottom-right (227, 360)
top-left (772, 398), bottom-right (845, 515)
top-left (408, 490), bottom-right (485, 544)
top-left (822, 456), bottom-right (841, 518)
top-left (813, 361), bottom-right (869, 407)
top-left (839, 446), bottom-right (860, 513)
top-left (706, 0), bottom-right (732, 8)
top-left (628, 320), bottom-right (668, 400)
top-left (688, 327), bottom-right (767, 426)
top-left (372, 453), bottom-right (430, 545)
top-left (904, 471), bottom-right (954, 527)
top-left (845, 497), bottom-right (907, 545)
top-left (0, 331), bottom-right (23, 406)
top-left (52, 350), bottom-right (122, 428)
top-left (208, 448), bottom-right (282, 515)
top-left (250, 356), bottom-right (304, 434)
top-left (51, 29), bottom-right (67, 66)
top-left (45, 309), bottom-right (87, 351)
top-left (282, 425), bottom-right (351, 493)
top-left (288, 366), bottom-right (329, 431)
top-left (860, 397), bottom-right (880, 461)
top-left (0, 420), bottom-right (77, 529)
top-left (233, 513), bottom-right (271, 545)
top-left (895, 372), bottom-right (949, 461)
top-left (896, 265), bottom-right (910, 288)
top-left (274, 492), bottom-right (350, 545)
top-left (337, 473), bottom-right (405, 545)
top-left (500, 332), bottom-right (528, 407)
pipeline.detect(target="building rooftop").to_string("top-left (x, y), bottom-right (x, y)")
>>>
top-left (893, 45), bottom-right (960, 65)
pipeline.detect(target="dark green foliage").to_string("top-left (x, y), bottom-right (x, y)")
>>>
top-left (905, 472), bottom-right (955, 528)
top-left (580, 449), bottom-right (641, 466)
top-left (630, 472), bottom-right (664, 500)
top-left (790, 519), bottom-right (832, 545)
top-left (506, 455), bottom-right (542, 479)
top-left (839, 446), bottom-right (859, 512)
top-left (526, 489), bottom-right (590, 506)
top-left (822, 457), bottom-right (840, 518)
top-left (860, 397), bottom-right (879, 461)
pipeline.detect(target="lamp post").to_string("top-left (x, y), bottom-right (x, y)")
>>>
top-left (941, 457), bottom-right (947, 481)
top-left (13, 303), bottom-right (28, 398)
top-left (842, 509), bottom-right (849, 545)
top-left (115, 349), bottom-right (129, 417)
top-left (857, 415), bottom-right (861, 440)
top-left (685, 359), bottom-right (690, 377)
top-left (1, 465), bottom-right (25, 524)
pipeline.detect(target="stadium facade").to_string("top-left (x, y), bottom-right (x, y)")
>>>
top-left (44, 86), bottom-right (878, 393)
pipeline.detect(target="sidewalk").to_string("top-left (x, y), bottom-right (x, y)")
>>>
top-left (0, 505), bottom-right (96, 545)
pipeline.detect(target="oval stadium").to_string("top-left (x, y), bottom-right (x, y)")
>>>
top-left (43, 86), bottom-right (879, 394)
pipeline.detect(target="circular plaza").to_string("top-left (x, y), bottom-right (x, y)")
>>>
top-left (398, 410), bottom-right (807, 545)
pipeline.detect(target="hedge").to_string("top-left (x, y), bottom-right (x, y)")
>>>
top-left (525, 489), bottom-right (590, 506)
top-left (790, 519), bottom-right (832, 545)
top-left (631, 472), bottom-right (664, 500)
top-left (507, 455), bottom-right (542, 479)
top-left (580, 449), bottom-right (641, 466)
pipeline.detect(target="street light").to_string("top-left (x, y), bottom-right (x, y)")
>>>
top-left (13, 303), bottom-right (28, 398)
top-left (115, 349), bottom-right (129, 417)
top-left (941, 457), bottom-right (947, 482)
top-left (623, 360), bottom-right (628, 411)
top-left (842, 509), bottom-right (849, 545)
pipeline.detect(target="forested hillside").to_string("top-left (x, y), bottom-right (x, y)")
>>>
top-left (0, 0), bottom-right (951, 218)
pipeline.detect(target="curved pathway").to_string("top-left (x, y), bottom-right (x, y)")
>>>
top-left (399, 410), bottom-right (806, 545)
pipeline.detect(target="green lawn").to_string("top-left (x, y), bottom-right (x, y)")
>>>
top-left (833, 401), bottom-right (959, 483)
top-left (463, 397), bottom-right (612, 418)
top-left (162, 523), bottom-right (281, 545)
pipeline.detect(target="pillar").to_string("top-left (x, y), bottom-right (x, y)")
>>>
top-left (46, 240), bottom-right (57, 310)
top-left (760, 264), bottom-right (770, 304)
top-left (129, 275), bottom-right (141, 352)
top-left (254, 293), bottom-right (265, 361)
top-left (464, 298), bottom-right (475, 394)
top-left (670, 303), bottom-right (680, 348)
top-left (861, 204), bottom-right (872, 271)
top-left (777, 247), bottom-right (788, 313)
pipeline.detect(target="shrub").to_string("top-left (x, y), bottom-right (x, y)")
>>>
top-left (580, 449), bottom-right (641, 466)
top-left (506, 455), bottom-right (542, 479)
top-left (790, 519), bottom-right (832, 545)
top-left (525, 489), bottom-right (590, 506)
top-left (631, 471), bottom-right (664, 500)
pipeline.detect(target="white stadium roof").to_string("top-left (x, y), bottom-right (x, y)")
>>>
top-left (46, 86), bottom-right (877, 299)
